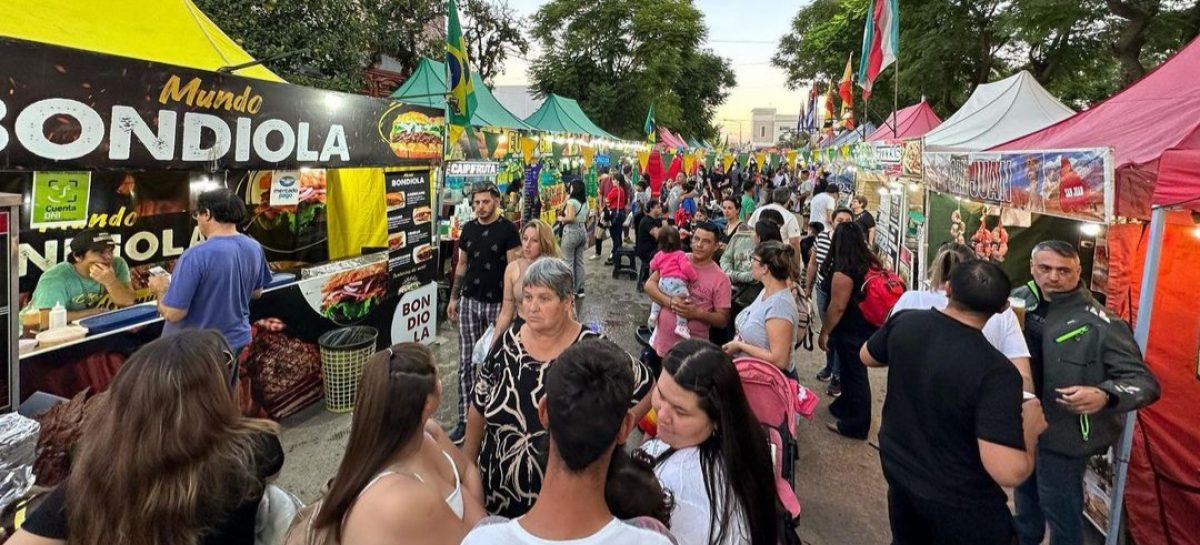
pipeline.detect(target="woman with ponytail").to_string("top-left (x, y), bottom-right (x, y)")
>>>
top-left (722, 240), bottom-right (799, 371)
top-left (295, 343), bottom-right (485, 545)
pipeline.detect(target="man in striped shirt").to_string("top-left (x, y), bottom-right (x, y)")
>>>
top-left (804, 207), bottom-right (855, 396)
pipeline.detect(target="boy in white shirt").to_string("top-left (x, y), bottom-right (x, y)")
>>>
top-left (462, 339), bottom-right (675, 545)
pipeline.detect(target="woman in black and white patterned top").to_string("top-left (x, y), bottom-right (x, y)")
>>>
top-left (463, 258), bottom-right (653, 518)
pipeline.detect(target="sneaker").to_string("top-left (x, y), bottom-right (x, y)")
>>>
top-left (647, 312), bottom-right (659, 329)
top-left (826, 379), bottom-right (842, 397)
top-left (674, 323), bottom-right (692, 339)
top-left (589, 254), bottom-right (602, 260)
top-left (448, 423), bottom-right (466, 445)
top-left (604, 258), bottom-right (614, 266)
top-left (815, 368), bottom-right (833, 382)
top-left (576, 290), bottom-right (586, 299)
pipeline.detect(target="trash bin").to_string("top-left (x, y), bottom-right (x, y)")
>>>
top-left (318, 326), bottom-right (378, 413)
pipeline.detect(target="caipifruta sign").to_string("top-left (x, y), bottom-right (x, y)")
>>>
top-left (0, 37), bottom-right (445, 171)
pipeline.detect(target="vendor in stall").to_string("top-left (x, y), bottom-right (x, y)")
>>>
top-left (22, 229), bottom-right (136, 321)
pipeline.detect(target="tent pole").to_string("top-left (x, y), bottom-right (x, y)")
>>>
top-left (892, 56), bottom-right (899, 140)
top-left (1105, 205), bottom-right (1167, 545)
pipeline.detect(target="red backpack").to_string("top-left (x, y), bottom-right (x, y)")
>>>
top-left (858, 267), bottom-right (906, 327)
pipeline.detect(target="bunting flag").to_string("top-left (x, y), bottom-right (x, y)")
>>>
top-left (520, 136), bottom-right (536, 165)
top-left (683, 154), bottom-right (695, 175)
top-left (857, 0), bottom-right (899, 100)
top-left (823, 83), bottom-right (836, 128)
top-left (644, 105), bottom-right (657, 145)
top-left (754, 152), bottom-right (766, 168)
top-left (581, 146), bottom-right (596, 168)
top-left (445, 0), bottom-right (476, 127)
top-left (722, 152), bottom-right (735, 172)
top-left (637, 150), bottom-right (651, 171)
top-left (787, 150), bottom-right (798, 168)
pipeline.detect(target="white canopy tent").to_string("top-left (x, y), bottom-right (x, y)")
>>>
top-left (923, 71), bottom-right (1074, 151)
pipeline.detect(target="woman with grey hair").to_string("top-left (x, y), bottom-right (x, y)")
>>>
top-left (462, 258), bottom-right (653, 518)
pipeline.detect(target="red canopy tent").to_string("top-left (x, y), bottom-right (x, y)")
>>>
top-left (994, 36), bottom-right (1200, 545)
top-left (866, 99), bottom-right (942, 142)
top-left (993, 37), bottom-right (1200, 219)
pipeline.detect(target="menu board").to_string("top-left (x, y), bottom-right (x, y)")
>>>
top-left (385, 169), bottom-right (437, 295)
top-left (875, 191), bottom-right (903, 271)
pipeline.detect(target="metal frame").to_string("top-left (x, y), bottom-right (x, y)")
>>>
top-left (1, 193), bottom-right (21, 413)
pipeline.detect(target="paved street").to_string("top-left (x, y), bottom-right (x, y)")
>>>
top-left (276, 252), bottom-right (894, 545)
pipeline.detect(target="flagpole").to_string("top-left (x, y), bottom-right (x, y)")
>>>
top-left (893, 53), bottom-right (899, 140)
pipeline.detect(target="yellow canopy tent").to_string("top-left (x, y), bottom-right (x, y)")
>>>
top-left (0, 0), bottom-right (393, 257)
top-left (0, 0), bottom-right (282, 81)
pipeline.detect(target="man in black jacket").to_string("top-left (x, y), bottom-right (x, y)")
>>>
top-left (1010, 240), bottom-right (1160, 545)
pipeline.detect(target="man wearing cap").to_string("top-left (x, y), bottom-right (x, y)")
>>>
top-left (24, 229), bottom-right (136, 321)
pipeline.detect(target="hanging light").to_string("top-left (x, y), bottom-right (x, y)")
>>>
top-left (1080, 223), bottom-right (1103, 237)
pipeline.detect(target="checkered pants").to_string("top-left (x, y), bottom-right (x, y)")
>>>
top-left (456, 296), bottom-right (502, 427)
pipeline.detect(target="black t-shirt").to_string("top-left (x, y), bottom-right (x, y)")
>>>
top-left (1024, 301), bottom-right (1050, 397)
top-left (855, 211), bottom-right (877, 232)
top-left (459, 216), bottom-right (521, 304)
top-left (636, 214), bottom-right (663, 258)
top-left (866, 310), bottom-right (1025, 507)
top-left (23, 433), bottom-right (284, 545)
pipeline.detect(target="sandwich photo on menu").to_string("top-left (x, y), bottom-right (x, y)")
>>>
top-left (388, 232), bottom-right (407, 252)
top-left (386, 191), bottom-right (406, 211)
top-left (412, 243), bottom-right (434, 264)
top-left (413, 206), bottom-right (433, 225)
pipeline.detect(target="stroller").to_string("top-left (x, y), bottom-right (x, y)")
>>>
top-left (734, 356), bottom-right (817, 543)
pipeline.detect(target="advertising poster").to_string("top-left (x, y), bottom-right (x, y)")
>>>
top-left (0, 37), bottom-right (443, 172)
top-left (875, 191), bottom-right (898, 270)
top-left (31, 172), bottom-right (92, 229)
top-left (385, 168), bottom-right (437, 295)
top-left (901, 140), bottom-right (923, 179)
top-left (923, 149), bottom-right (1112, 223)
top-left (391, 282), bottom-right (438, 345)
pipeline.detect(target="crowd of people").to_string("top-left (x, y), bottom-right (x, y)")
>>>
top-left (7, 166), bottom-right (1165, 545)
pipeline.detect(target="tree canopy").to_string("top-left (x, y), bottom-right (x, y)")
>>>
top-left (196, 0), bottom-right (529, 93)
top-left (772, 0), bottom-right (1200, 124)
top-left (527, 0), bottom-right (736, 141)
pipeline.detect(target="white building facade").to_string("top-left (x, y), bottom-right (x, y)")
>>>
top-left (750, 108), bottom-right (800, 147)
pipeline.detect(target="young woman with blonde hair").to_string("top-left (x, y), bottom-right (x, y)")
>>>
top-left (495, 219), bottom-right (561, 335)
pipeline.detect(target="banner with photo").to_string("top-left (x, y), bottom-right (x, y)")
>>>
top-left (0, 37), bottom-right (443, 172)
top-left (923, 148), bottom-right (1114, 223)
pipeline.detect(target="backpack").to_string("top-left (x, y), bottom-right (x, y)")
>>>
top-left (858, 267), bottom-right (906, 327)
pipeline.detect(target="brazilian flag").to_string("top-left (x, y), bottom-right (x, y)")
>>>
top-left (644, 104), bottom-right (656, 145)
top-left (446, 0), bottom-right (476, 127)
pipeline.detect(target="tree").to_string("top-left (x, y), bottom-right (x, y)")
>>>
top-left (527, 0), bottom-right (736, 141)
top-left (772, 0), bottom-right (1199, 123)
top-left (461, 0), bottom-right (530, 86)
top-left (197, 0), bottom-right (530, 93)
top-left (196, 0), bottom-right (373, 92)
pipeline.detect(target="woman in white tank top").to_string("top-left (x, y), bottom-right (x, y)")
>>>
top-left (288, 344), bottom-right (486, 545)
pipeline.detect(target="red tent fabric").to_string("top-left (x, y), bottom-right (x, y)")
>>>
top-left (866, 100), bottom-right (942, 142)
top-left (1155, 149), bottom-right (1200, 212)
top-left (1106, 214), bottom-right (1200, 545)
top-left (993, 36), bottom-right (1200, 218)
top-left (647, 151), bottom-right (665, 198)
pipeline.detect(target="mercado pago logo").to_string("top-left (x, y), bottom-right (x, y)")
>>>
top-left (0, 74), bottom-right (350, 165)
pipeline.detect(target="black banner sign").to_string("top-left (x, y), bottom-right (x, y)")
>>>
top-left (0, 38), bottom-right (445, 171)
top-left (385, 169), bottom-right (437, 294)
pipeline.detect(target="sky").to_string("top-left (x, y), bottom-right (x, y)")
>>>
top-left (491, 0), bottom-right (813, 144)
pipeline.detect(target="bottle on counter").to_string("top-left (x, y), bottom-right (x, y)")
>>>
top-left (49, 302), bottom-right (67, 330)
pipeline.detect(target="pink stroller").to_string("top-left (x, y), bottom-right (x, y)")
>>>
top-left (734, 356), bottom-right (816, 527)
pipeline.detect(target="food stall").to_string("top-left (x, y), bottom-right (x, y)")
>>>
top-left (0, 36), bottom-right (442, 419)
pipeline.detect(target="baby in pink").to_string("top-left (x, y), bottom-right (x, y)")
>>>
top-left (648, 226), bottom-right (698, 338)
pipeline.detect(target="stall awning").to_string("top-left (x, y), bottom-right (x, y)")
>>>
top-left (0, 0), bottom-right (282, 81)
top-left (924, 71), bottom-right (1073, 151)
top-left (389, 58), bottom-right (534, 131)
top-left (524, 94), bottom-right (619, 139)
top-left (867, 100), bottom-right (942, 142)
top-left (1155, 149), bottom-right (1200, 211)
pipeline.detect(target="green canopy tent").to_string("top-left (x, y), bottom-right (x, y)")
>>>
top-left (524, 94), bottom-right (619, 139)
top-left (389, 57), bottom-right (533, 131)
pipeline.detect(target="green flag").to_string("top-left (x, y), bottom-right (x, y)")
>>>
top-left (446, 0), bottom-right (476, 127)
top-left (643, 105), bottom-right (656, 145)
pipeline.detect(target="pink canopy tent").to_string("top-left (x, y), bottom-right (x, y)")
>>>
top-left (993, 36), bottom-right (1200, 219)
top-left (658, 127), bottom-right (689, 149)
top-left (866, 99), bottom-right (942, 142)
